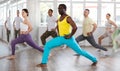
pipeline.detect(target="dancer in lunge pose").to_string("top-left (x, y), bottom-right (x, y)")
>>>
top-left (36, 4), bottom-right (98, 67)
top-left (40, 9), bottom-right (57, 46)
top-left (8, 9), bottom-right (43, 60)
top-left (75, 9), bottom-right (107, 55)
top-left (13, 10), bottom-right (22, 38)
top-left (98, 13), bottom-right (117, 46)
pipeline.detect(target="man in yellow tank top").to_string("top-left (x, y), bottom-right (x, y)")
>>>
top-left (37, 4), bottom-right (98, 67)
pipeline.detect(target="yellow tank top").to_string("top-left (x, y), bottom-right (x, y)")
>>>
top-left (58, 16), bottom-right (71, 36)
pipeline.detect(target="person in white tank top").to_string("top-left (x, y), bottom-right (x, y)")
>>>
top-left (98, 13), bottom-right (117, 46)
top-left (20, 22), bottom-right (28, 31)
top-left (13, 10), bottom-right (23, 38)
top-left (97, 13), bottom-right (117, 55)
top-left (8, 9), bottom-right (43, 60)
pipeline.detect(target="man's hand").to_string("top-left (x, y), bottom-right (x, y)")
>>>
top-left (87, 32), bottom-right (92, 36)
top-left (22, 31), bottom-right (29, 34)
top-left (64, 34), bottom-right (71, 39)
top-left (24, 31), bottom-right (29, 34)
top-left (14, 27), bottom-right (16, 30)
top-left (51, 29), bottom-right (56, 31)
top-left (109, 30), bottom-right (113, 33)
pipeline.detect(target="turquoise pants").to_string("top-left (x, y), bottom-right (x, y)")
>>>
top-left (41, 36), bottom-right (97, 64)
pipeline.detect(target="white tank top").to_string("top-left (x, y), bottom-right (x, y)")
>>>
top-left (105, 20), bottom-right (112, 29)
top-left (20, 23), bottom-right (28, 31)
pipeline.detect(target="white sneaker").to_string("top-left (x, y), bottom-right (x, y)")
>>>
top-left (102, 51), bottom-right (109, 57)
top-left (96, 49), bottom-right (101, 55)
top-left (61, 45), bottom-right (67, 49)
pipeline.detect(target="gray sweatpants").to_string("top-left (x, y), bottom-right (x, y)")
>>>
top-left (76, 34), bottom-right (107, 51)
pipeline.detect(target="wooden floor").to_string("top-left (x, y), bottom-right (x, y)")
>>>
top-left (0, 40), bottom-right (120, 71)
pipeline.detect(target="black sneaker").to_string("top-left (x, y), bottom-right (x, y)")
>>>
top-left (91, 61), bottom-right (97, 66)
top-left (73, 54), bottom-right (80, 56)
top-left (36, 63), bottom-right (47, 67)
top-left (102, 48), bottom-right (108, 51)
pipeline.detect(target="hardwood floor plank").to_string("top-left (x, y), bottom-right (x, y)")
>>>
top-left (0, 41), bottom-right (120, 71)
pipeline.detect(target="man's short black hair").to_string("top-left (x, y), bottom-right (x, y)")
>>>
top-left (107, 13), bottom-right (111, 16)
top-left (85, 9), bottom-right (90, 12)
top-left (59, 4), bottom-right (67, 11)
top-left (49, 9), bottom-right (53, 12)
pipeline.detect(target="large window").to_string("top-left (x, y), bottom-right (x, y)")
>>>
top-left (72, 3), bottom-right (84, 26)
top-left (11, 6), bottom-right (17, 23)
top-left (40, 2), bottom-right (53, 26)
top-left (38, 0), bottom-right (120, 27)
top-left (0, 6), bottom-right (6, 25)
top-left (11, 2), bottom-right (26, 22)
top-left (0, 8), bottom-right (5, 25)
top-left (101, 3), bottom-right (114, 26)
top-left (85, 3), bottom-right (97, 23)
top-left (116, 4), bottom-right (120, 26)
top-left (0, 0), bottom-right (26, 26)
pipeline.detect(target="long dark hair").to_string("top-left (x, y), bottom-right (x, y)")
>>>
top-left (22, 9), bottom-right (29, 16)
top-left (107, 13), bottom-right (111, 17)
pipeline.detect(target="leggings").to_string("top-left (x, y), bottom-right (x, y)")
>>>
top-left (41, 36), bottom-right (97, 64)
top-left (11, 34), bottom-right (43, 55)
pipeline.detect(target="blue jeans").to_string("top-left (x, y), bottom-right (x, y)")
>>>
top-left (41, 36), bottom-right (97, 64)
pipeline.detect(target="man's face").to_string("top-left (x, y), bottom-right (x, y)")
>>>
top-left (84, 10), bottom-right (89, 17)
top-left (17, 10), bottom-right (19, 16)
top-left (48, 10), bottom-right (52, 16)
top-left (58, 5), bottom-right (65, 15)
